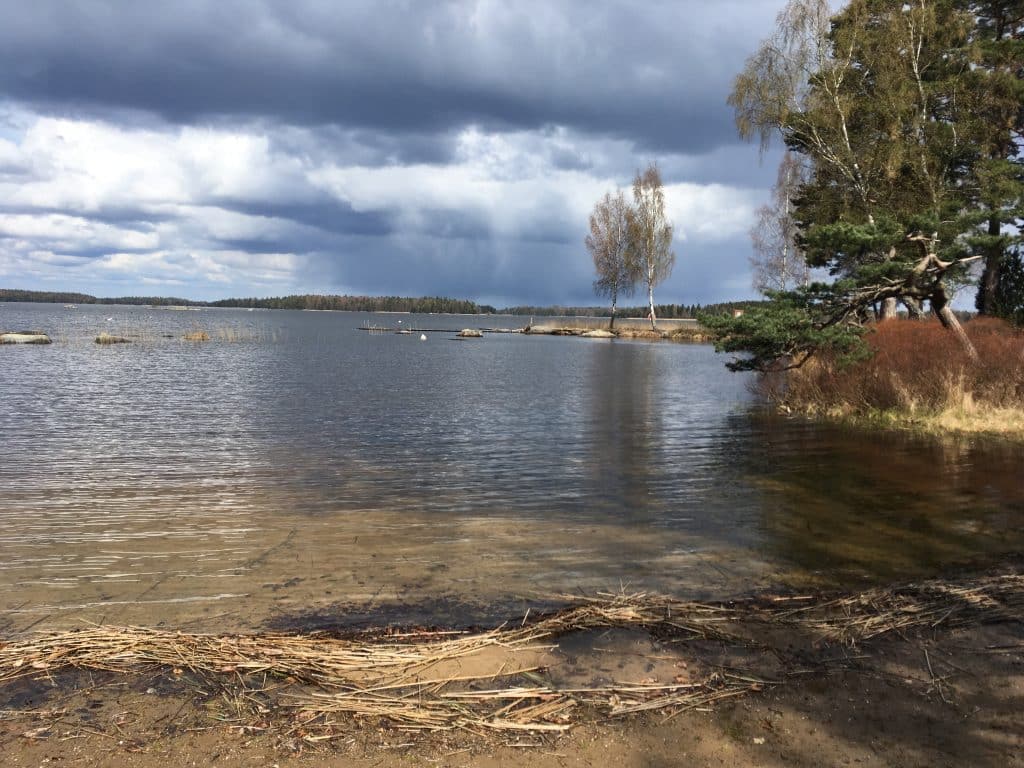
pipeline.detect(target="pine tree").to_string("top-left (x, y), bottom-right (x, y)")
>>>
top-left (962, 1), bottom-right (1024, 314)
top-left (719, 0), bottom-right (987, 368)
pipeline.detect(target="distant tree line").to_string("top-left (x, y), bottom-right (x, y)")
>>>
top-left (211, 294), bottom-right (487, 313)
top-left (3, 287), bottom-right (779, 320)
top-left (0, 289), bottom-right (491, 314)
top-left (0, 289), bottom-right (203, 306)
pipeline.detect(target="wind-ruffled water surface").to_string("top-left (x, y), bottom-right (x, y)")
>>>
top-left (2, 302), bottom-right (1023, 632)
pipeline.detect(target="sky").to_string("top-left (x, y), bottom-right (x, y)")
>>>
top-left (0, 0), bottom-right (788, 307)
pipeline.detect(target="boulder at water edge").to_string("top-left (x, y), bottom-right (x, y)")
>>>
top-left (457, 328), bottom-right (483, 338)
top-left (581, 329), bottom-right (615, 338)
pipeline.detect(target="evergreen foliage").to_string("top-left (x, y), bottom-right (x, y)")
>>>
top-left (700, 286), bottom-right (868, 371)
top-left (720, 0), bottom-right (1017, 369)
top-left (992, 249), bottom-right (1024, 325)
top-left (961, 0), bottom-right (1024, 314)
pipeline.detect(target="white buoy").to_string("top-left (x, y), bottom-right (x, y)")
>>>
top-left (420, 334), bottom-right (427, 341)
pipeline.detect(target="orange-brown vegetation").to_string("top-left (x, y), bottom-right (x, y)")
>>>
top-left (780, 318), bottom-right (1024, 436)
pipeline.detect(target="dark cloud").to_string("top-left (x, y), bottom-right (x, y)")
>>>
top-left (0, 1), bottom-right (777, 154)
top-left (223, 199), bottom-right (394, 239)
top-left (0, 1), bottom-right (783, 305)
top-left (302, 226), bottom-right (754, 309)
top-left (0, 202), bottom-right (174, 230)
top-left (312, 235), bottom-right (590, 306)
top-left (0, 245), bottom-right (94, 266)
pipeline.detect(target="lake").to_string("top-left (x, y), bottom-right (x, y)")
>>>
top-left (2, 302), bottom-right (1023, 633)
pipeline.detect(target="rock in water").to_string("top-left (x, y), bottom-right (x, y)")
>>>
top-left (0, 331), bottom-right (51, 344)
top-left (581, 329), bottom-right (615, 338)
top-left (457, 328), bottom-right (483, 338)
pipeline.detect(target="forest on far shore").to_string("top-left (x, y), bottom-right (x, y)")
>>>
top-left (0, 288), bottom-right (761, 319)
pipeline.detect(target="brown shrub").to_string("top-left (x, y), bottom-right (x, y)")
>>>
top-left (784, 318), bottom-right (1024, 415)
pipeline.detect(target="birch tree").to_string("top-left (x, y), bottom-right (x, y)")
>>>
top-left (751, 152), bottom-right (811, 294)
top-left (628, 164), bottom-right (675, 331)
top-left (587, 190), bottom-right (635, 329)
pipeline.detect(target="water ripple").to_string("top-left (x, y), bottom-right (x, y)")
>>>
top-left (2, 303), bottom-right (1024, 631)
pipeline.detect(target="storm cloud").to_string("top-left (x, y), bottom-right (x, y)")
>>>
top-left (0, 1), bottom-right (785, 305)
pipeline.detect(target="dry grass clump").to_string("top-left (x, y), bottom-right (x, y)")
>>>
top-left (94, 332), bottom-right (131, 344)
top-left (179, 326), bottom-right (265, 343)
top-left (781, 318), bottom-right (1024, 434)
top-left (929, 405), bottom-right (1024, 436)
top-left (668, 325), bottom-right (713, 343)
top-left (1, 572), bottom-right (1021, 735)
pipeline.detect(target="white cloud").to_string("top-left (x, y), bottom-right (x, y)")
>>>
top-left (93, 249), bottom-right (300, 286)
top-left (0, 212), bottom-right (158, 250)
top-left (0, 110), bottom-right (765, 303)
top-left (4, 117), bottom-right (313, 212)
top-left (665, 183), bottom-right (760, 242)
top-left (312, 125), bottom-right (760, 244)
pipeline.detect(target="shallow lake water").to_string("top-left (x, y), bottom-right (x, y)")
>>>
top-left (2, 302), bottom-right (1023, 633)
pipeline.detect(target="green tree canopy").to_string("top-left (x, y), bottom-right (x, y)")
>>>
top-left (717, 0), bottom-right (1006, 369)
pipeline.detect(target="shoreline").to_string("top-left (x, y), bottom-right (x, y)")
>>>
top-left (522, 324), bottom-right (712, 342)
top-left (781, 403), bottom-right (1024, 443)
top-left (2, 563), bottom-right (1022, 766)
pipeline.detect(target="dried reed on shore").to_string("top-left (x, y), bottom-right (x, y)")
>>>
top-left (0, 571), bottom-right (1020, 734)
top-left (781, 572), bottom-right (1024, 643)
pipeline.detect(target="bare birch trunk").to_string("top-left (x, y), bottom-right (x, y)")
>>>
top-left (932, 285), bottom-right (978, 362)
top-left (648, 284), bottom-right (657, 331)
top-left (880, 297), bottom-right (898, 320)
